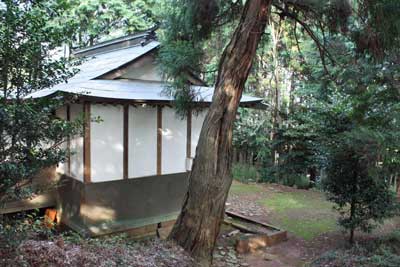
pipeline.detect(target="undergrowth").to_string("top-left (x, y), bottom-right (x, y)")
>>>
top-left (310, 230), bottom-right (400, 267)
top-left (232, 163), bottom-right (258, 183)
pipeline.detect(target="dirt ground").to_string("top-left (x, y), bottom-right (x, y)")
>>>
top-left (1, 181), bottom-right (398, 267)
top-left (213, 181), bottom-right (400, 267)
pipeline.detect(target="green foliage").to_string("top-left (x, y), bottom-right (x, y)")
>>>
top-left (352, 0), bottom-right (400, 59)
top-left (0, 210), bottom-right (56, 249)
top-left (311, 230), bottom-right (400, 267)
top-left (235, 1), bottom-right (400, 243)
top-left (232, 163), bottom-right (258, 183)
top-left (0, 0), bottom-right (82, 201)
top-left (157, 1), bottom-right (210, 115)
top-left (323, 128), bottom-right (399, 242)
top-left (0, 99), bottom-right (82, 201)
top-left (58, 0), bottom-right (156, 47)
top-left (233, 108), bottom-right (271, 160)
top-left (314, 50), bottom-right (400, 242)
top-left (157, 0), bottom-right (242, 115)
top-left (0, 0), bottom-right (77, 96)
top-left (293, 175), bottom-right (310, 189)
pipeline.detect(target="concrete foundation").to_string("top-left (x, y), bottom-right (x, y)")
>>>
top-left (57, 173), bottom-right (188, 236)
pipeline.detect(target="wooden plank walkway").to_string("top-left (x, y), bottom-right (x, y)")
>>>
top-left (0, 190), bottom-right (57, 214)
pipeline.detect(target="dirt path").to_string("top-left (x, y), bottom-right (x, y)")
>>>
top-left (214, 181), bottom-right (400, 267)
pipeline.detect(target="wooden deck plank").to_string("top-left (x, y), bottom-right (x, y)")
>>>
top-left (0, 191), bottom-right (57, 214)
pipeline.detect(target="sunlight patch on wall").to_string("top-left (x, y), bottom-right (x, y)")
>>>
top-left (80, 204), bottom-right (116, 221)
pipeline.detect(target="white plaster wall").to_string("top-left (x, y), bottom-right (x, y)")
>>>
top-left (191, 110), bottom-right (208, 158)
top-left (55, 106), bottom-right (67, 174)
top-left (128, 106), bottom-right (157, 178)
top-left (120, 55), bottom-right (163, 82)
top-left (69, 104), bottom-right (84, 182)
top-left (91, 104), bottom-right (124, 182)
top-left (161, 107), bottom-right (187, 174)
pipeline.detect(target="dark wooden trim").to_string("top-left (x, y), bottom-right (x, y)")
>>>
top-left (123, 104), bottom-right (129, 179)
top-left (66, 104), bottom-right (71, 176)
top-left (186, 109), bottom-right (192, 158)
top-left (157, 106), bottom-right (162, 175)
top-left (46, 92), bottom-right (264, 109)
top-left (76, 96), bottom-right (184, 107)
top-left (83, 102), bottom-right (91, 183)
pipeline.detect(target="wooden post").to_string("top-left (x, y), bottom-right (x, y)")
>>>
top-left (186, 109), bottom-right (192, 159)
top-left (83, 102), bottom-right (91, 183)
top-left (157, 106), bottom-right (162, 175)
top-left (123, 104), bottom-right (129, 179)
top-left (66, 104), bottom-right (71, 176)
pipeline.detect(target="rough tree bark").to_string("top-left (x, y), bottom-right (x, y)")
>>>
top-left (168, 0), bottom-right (272, 266)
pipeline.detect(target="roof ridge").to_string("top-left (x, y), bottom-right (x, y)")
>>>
top-left (73, 27), bottom-right (158, 57)
top-left (83, 40), bottom-right (159, 58)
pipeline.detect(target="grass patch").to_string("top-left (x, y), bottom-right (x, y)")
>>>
top-left (278, 217), bottom-right (338, 240)
top-left (258, 191), bottom-right (339, 240)
top-left (230, 182), bottom-right (263, 194)
top-left (260, 191), bottom-right (333, 213)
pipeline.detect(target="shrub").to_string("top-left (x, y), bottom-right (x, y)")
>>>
top-left (323, 132), bottom-right (400, 244)
top-left (311, 230), bottom-right (400, 267)
top-left (232, 163), bottom-right (259, 183)
top-left (293, 175), bottom-right (310, 189)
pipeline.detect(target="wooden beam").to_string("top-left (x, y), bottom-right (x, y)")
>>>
top-left (157, 106), bottom-right (162, 175)
top-left (83, 102), bottom-right (91, 183)
top-left (66, 104), bottom-right (71, 176)
top-left (74, 95), bottom-right (209, 108)
top-left (123, 104), bottom-right (129, 179)
top-left (186, 109), bottom-right (192, 158)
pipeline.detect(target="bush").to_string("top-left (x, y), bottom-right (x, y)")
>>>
top-left (311, 230), bottom-right (400, 267)
top-left (293, 175), bottom-right (311, 189)
top-left (0, 210), bottom-right (56, 249)
top-left (258, 167), bottom-right (310, 189)
top-left (232, 164), bottom-right (259, 183)
top-left (323, 132), bottom-right (400, 244)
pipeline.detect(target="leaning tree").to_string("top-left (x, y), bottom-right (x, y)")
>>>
top-left (166, 1), bottom-right (271, 265)
top-left (159, 0), bottom-right (400, 265)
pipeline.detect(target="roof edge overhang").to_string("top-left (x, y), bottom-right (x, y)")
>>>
top-left (27, 91), bottom-right (264, 109)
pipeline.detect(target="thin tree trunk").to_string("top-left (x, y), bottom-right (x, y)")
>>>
top-left (349, 180), bottom-right (357, 244)
top-left (168, 0), bottom-right (271, 265)
top-left (269, 18), bottom-right (282, 167)
top-left (349, 200), bottom-right (355, 245)
top-left (350, 227), bottom-right (355, 244)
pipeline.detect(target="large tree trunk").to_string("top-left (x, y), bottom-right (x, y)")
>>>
top-left (168, 0), bottom-right (271, 266)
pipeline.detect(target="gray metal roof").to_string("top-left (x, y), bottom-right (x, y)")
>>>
top-left (27, 79), bottom-right (262, 104)
top-left (26, 40), bottom-right (263, 105)
top-left (73, 33), bottom-right (150, 56)
top-left (62, 41), bottom-right (159, 85)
